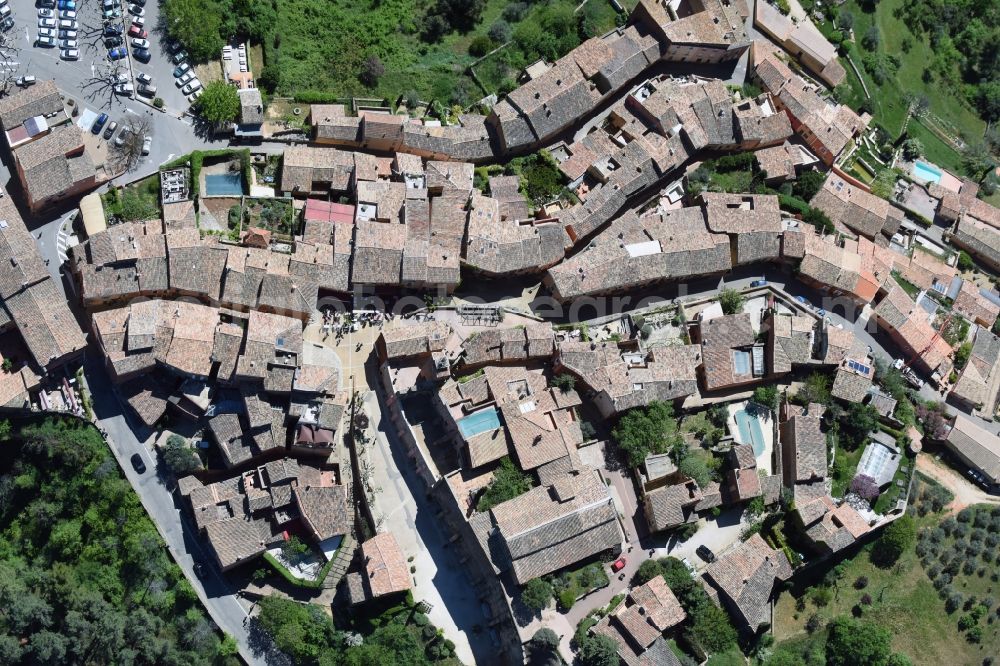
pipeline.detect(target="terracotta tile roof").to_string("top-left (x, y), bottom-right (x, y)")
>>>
top-left (281, 145), bottom-right (355, 194)
top-left (464, 193), bottom-right (565, 275)
top-left (0, 80), bottom-right (62, 129)
top-left (780, 409), bottom-right (826, 482)
top-left (873, 286), bottom-right (953, 372)
top-left (702, 533), bottom-right (791, 631)
top-left (700, 313), bottom-right (759, 391)
top-left (361, 532), bottom-right (412, 597)
top-left (644, 480), bottom-right (702, 531)
top-left (953, 280), bottom-right (1000, 328)
top-left (379, 321), bottom-right (452, 359)
top-left (947, 415), bottom-right (1000, 483)
top-left (4, 278), bottom-right (86, 367)
top-left (953, 215), bottom-right (1000, 270)
top-left (294, 484), bottom-right (351, 541)
top-left (810, 174), bottom-right (903, 239)
top-left (15, 123), bottom-right (97, 206)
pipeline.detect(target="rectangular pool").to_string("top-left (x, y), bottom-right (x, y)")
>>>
top-left (204, 173), bottom-right (245, 196)
top-left (458, 407), bottom-right (501, 438)
top-left (734, 409), bottom-right (767, 458)
top-left (913, 160), bottom-right (942, 184)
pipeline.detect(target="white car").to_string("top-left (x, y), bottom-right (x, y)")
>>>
top-left (141, 135), bottom-right (151, 155)
top-left (38, 17), bottom-right (56, 27)
top-left (131, 15), bottom-right (144, 27)
top-left (58, 38), bottom-right (77, 49)
top-left (175, 70), bottom-right (195, 86)
top-left (57, 18), bottom-right (76, 29)
top-left (58, 29), bottom-right (77, 39)
top-left (38, 27), bottom-right (56, 38)
top-left (187, 89), bottom-right (203, 103)
top-left (131, 38), bottom-right (148, 49)
top-left (127, 4), bottom-right (143, 16)
top-left (114, 82), bottom-right (133, 95)
top-left (37, 35), bottom-right (56, 47)
top-left (60, 48), bottom-right (79, 60)
top-left (0, 5), bottom-right (9, 17)
top-left (136, 71), bottom-right (152, 85)
top-left (38, 7), bottom-right (54, 17)
top-left (59, 9), bottom-right (76, 19)
top-left (181, 80), bottom-right (201, 95)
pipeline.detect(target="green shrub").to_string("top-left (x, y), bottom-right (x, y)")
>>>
top-left (152, 97), bottom-right (164, 108)
top-left (558, 588), bottom-right (577, 610)
top-left (468, 35), bottom-right (495, 57)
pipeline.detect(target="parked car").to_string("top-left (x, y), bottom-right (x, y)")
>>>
top-left (38, 27), bottom-right (56, 38)
top-left (57, 18), bottom-right (76, 29)
top-left (136, 83), bottom-right (156, 97)
top-left (166, 39), bottom-right (182, 54)
top-left (114, 126), bottom-right (130, 147)
top-left (103, 23), bottom-right (122, 36)
top-left (16, 75), bottom-right (36, 87)
top-left (141, 135), bottom-right (151, 155)
top-left (38, 8), bottom-right (55, 18)
top-left (60, 47), bottom-right (79, 60)
top-left (39, 0), bottom-right (55, 6)
top-left (101, 0), bottom-right (117, 9)
top-left (815, 308), bottom-right (827, 317)
top-left (681, 558), bottom-right (696, 574)
top-left (131, 15), bottom-right (144, 27)
top-left (103, 35), bottom-right (121, 47)
top-left (59, 9), bottom-right (76, 20)
top-left (180, 79), bottom-right (201, 95)
top-left (127, 4), bottom-right (143, 16)
top-left (128, 24), bottom-right (146, 38)
top-left (91, 112), bottom-right (108, 135)
top-left (114, 82), bottom-right (133, 95)
top-left (171, 50), bottom-right (188, 64)
top-left (795, 295), bottom-right (809, 306)
top-left (131, 0), bottom-right (145, 6)
top-left (186, 89), bottom-right (202, 103)
top-left (130, 37), bottom-right (148, 49)
top-left (696, 545), bottom-right (716, 563)
top-left (135, 71), bottom-right (152, 85)
top-left (750, 279), bottom-right (767, 288)
top-left (0, 16), bottom-right (13, 31)
top-left (107, 46), bottom-right (126, 60)
top-left (611, 556), bottom-right (627, 572)
top-left (59, 29), bottom-right (78, 39)
top-left (38, 17), bottom-right (57, 28)
top-left (102, 120), bottom-right (117, 140)
top-left (175, 70), bottom-right (195, 86)
top-left (58, 38), bottom-right (77, 49)
top-left (102, 7), bottom-right (121, 20)
top-left (130, 453), bottom-right (146, 474)
top-left (132, 46), bottom-right (150, 63)
top-left (172, 62), bottom-right (190, 78)
top-left (58, 0), bottom-right (77, 9)
top-left (37, 35), bottom-right (56, 47)
top-left (0, 5), bottom-right (9, 18)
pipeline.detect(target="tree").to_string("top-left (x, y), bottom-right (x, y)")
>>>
top-left (957, 250), bottom-right (975, 272)
top-left (862, 26), bottom-right (879, 50)
top-left (718, 288), bottom-right (744, 315)
top-left (528, 628), bottom-right (560, 664)
top-left (840, 403), bottom-right (880, 448)
top-left (633, 559), bottom-right (663, 586)
top-left (753, 385), bottom-right (779, 410)
top-left (477, 457), bottom-right (532, 511)
top-left (687, 602), bottom-right (738, 653)
top-left (799, 373), bottom-right (831, 405)
top-left (197, 81), bottom-right (241, 124)
top-left (360, 55), bottom-right (385, 87)
top-left (678, 454), bottom-right (712, 487)
top-left (163, 435), bottom-right (201, 474)
top-left (803, 206), bottom-right (835, 234)
top-left (792, 169), bottom-right (826, 201)
top-left (488, 19), bottom-right (512, 43)
top-left (578, 633), bottom-right (619, 666)
top-left (901, 138), bottom-right (923, 160)
top-left (954, 341), bottom-right (973, 369)
top-left (163, 0), bottom-right (225, 61)
top-left (613, 401), bottom-right (682, 468)
top-left (522, 578), bottom-right (553, 612)
top-left (850, 474), bottom-right (880, 501)
top-left (872, 515), bottom-right (916, 567)
top-left (826, 616), bottom-right (894, 666)
top-left (838, 9), bottom-right (854, 31)
top-left (551, 373), bottom-right (576, 392)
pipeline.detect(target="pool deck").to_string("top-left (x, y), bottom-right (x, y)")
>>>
top-left (726, 400), bottom-right (774, 475)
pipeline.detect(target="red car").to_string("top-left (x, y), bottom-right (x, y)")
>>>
top-left (128, 25), bottom-right (147, 39)
top-left (611, 557), bottom-right (627, 572)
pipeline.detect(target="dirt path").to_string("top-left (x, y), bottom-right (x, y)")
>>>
top-left (915, 455), bottom-right (1000, 512)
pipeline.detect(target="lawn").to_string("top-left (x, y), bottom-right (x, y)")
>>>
top-left (830, 430), bottom-right (864, 497)
top-left (101, 174), bottom-right (160, 223)
top-left (832, 0), bottom-right (986, 154)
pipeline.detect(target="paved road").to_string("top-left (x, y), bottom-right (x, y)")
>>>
top-left (83, 353), bottom-right (282, 666)
top-left (362, 389), bottom-right (495, 665)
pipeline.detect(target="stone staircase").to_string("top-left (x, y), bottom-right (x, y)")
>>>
top-left (323, 533), bottom-right (356, 589)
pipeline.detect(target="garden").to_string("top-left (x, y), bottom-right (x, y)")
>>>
top-left (101, 174), bottom-right (161, 224)
top-left (240, 197), bottom-right (297, 237)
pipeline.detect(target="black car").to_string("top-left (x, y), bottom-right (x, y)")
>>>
top-left (102, 120), bottom-right (118, 140)
top-left (696, 545), bottom-right (716, 563)
top-left (132, 46), bottom-right (150, 63)
top-left (129, 453), bottom-right (146, 474)
top-left (103, 23), bottom-right (122, 36)
top-left (104, 35), bottom-right (121, 47)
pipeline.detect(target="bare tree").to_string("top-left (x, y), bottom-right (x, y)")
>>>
top-left (109, 115), bottom-right (151, 174)
top-left (0, 27), bottom-right (22, 98)
top-left (80, 61), bottom-right (131, 109)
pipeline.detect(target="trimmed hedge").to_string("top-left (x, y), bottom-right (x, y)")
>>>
top-left (162, 149), bottom-right (252, 200)
top-left (779, 194), bottom-right (811, 214)
top-left (262, 551), bottom-right (335, 589)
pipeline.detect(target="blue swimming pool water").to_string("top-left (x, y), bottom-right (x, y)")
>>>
top-left (458, 407), bottom-right (501, 438)
top-left (205, 173), bottom-right (245, 196)
top-left (735, 409), bottom-right (767, 458)
top-left (913, 160), bottom-right (943, 184)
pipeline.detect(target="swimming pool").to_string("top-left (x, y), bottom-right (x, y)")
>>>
top-left (734, 409), bottom-right (767, 458)
top-left (913, 160), bottom-right (943, 184)
top-left (204, 173), bottom-right (245, 196)
top-left (458, 407), bottom-right (501, 438)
